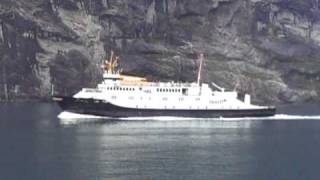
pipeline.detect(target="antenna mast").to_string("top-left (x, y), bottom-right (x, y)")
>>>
top-left (197, 53), bottom-right (204, 86)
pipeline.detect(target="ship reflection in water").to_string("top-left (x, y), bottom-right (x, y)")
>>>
top-left (1, 102), bottom-right (320, 180)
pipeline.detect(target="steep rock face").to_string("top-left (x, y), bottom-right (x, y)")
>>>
top-left (0, 0), bottom-right (319, 104)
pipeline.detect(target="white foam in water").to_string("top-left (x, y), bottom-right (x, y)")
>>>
top-left (119, 114), bottom-right (320, 121)
top-left (58, 111), bottom-right (109, 125)
top-left (58, 111), bottom-right (320, 124)
top-left (58, 111), bottom-right (104, 119)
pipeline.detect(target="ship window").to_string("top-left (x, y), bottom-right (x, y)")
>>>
top-left (162, 97), bottom-right (168, 101)
top-left (182, 88), bottom-right (188, 95)
top-left (139, 87), bottom-right (142, 91)
top-left (179, 98), bottom-right (184, 101)
top-left (120, 87), bottom-right (122, 91)
top-left (195, 98), bottom-right (200, 101)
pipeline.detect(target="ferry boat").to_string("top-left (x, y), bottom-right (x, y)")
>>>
top-left (53, 51), bottom-right (276, 118)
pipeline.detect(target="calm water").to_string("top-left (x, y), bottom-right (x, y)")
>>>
top-left (0, 102), bottom-right (320, 180)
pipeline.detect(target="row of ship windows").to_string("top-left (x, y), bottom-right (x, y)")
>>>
top-left (111, 96), bottom-right (226, 104)
top-left (107, 87), bottom-right (135, 91)
top-left (103, 87), bottom-right (182, 93)
top-left (156, 88), bottom-right (181, 93)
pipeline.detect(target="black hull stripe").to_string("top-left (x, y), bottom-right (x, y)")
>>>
top-left (53, 96), bottom-right (276, 118)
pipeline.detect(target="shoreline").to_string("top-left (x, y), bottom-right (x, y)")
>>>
top-left (0, 97), bottom-right (53, 103)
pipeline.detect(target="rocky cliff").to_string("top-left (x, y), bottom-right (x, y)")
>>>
top-left (0, 0), bottom-right (320, 104)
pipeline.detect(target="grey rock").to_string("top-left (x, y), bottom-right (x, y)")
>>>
top-left (0, 0), bottom-right (320, 104)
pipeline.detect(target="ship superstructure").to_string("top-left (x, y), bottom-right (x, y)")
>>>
top-left (54, 51), bottom-right (275, 118)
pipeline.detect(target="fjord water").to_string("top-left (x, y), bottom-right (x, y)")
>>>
top-left (1, 102), bottom-right (320, 180)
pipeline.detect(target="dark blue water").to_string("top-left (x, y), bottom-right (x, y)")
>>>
top-left (0, 102), bottom-right (320, 180)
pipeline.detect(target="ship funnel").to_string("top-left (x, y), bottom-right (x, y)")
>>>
top-left (244, 94), bottom-right (251, 105)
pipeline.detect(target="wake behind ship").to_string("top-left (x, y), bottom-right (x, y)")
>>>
top-left (53, 51), bottom-right (276, 118)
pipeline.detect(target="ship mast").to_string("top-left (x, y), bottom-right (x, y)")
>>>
top-left (197, 53), bottom-right (204, 86)
top-left (108, 50), bottom-right (114, 73)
